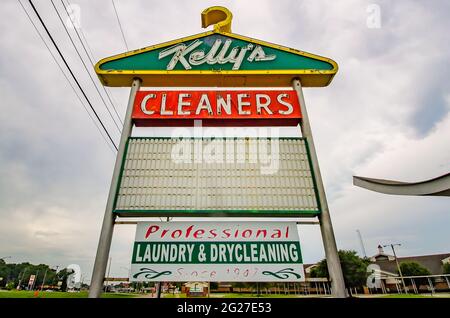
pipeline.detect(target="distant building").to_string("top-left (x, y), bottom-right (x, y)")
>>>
top-left (183, 282), bottom-right (209, 297)
top-left (369, 245), bottom-right (450, 293)
top-left (303, 263), bottom-right (318, 278)
top-left (304, 247), bottom-right (450, 294)
top-left (370, 245), bottom-right (450, 275)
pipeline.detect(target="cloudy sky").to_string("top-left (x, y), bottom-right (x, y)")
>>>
top-left (1, 0), bottom-right (449, 283)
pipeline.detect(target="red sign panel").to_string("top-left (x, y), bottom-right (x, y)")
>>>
top-left (132, 90), bottom-right (301, 126)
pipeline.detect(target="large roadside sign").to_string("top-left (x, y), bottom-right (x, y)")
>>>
top-left (89, 6), bottom-right (347, 298)
top-left (130, 221), bottom-right (305, 282)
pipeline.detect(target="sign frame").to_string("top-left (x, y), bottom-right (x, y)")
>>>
top-left (112, 137), bottom-right (322, 218)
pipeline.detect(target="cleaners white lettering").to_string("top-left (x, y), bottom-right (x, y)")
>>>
top-left (140, 92), bottom-right (294, 117)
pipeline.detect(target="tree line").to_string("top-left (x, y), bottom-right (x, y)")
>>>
top-left (0, 259), bottom-right (72, 291)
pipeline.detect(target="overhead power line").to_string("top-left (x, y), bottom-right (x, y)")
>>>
top-left (27, 0), bottom-right (118, 151)
top-left (18, 0), bottom-right (116, 154)
top-left (50, 0), bottom-right (123, 133)
top-left (111, 0), bottom-right (129, 51)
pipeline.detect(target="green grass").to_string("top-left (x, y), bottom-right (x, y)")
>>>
top-left (380, 294), bottom-right (434, 298)
top-left (101, 292), bottom-right (139, 298)
top-left (2, 290), bottom-right (445, 299)
top-left (164, 292), bottom-right (450, 299)
top-left (162, 292), bottom-right (312, 298)
top-left (214, 293), bottom-right (305, 298)
top-left (161, 293), bottom-right (187, 298)
top-left (0, 290), bottom-right (139, 298)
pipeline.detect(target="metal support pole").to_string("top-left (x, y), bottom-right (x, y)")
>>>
top-left (115, 221), bottom-right (138, 225)
top-left (411, 278), bottom-right (418, 294)
top-left (292, 79), bottom-right (347, 298)
top-left (156, 282), bottom-right (162, 298)
top-left (381, 280), bottom-right (386, 294)
top-left (296, 221), bottom-right (320, 225)
top-left (89, 78), bottom-right (141, 298)
top-left (104, 257), bottom-right (112, 292)
top-left (427, 277), bottom-right (435, 295)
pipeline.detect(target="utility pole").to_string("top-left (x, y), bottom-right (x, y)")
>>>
top-left (52, 265), bottom-right (60, 288)
top-left (383, 243), bottom-right (407, 293)
top-left (156, 282), bottom-right (162, 298)
top-left (17, 268), bottom-right (27, 290)
top-left (356, 230), bottom-right (367, 258)
top-left (32, 270), bottom-right (39, 290)
top-left (41, 268), bottom-right (48, 291)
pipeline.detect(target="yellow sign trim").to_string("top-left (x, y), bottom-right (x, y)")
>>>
top-left (94, 7), bottom-right (338, 87)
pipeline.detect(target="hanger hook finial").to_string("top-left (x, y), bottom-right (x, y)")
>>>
top-left (201, 6), bottom-right (233, 33)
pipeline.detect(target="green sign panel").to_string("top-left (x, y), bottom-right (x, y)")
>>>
top-left (100, 34), bottom-right (334, 72)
